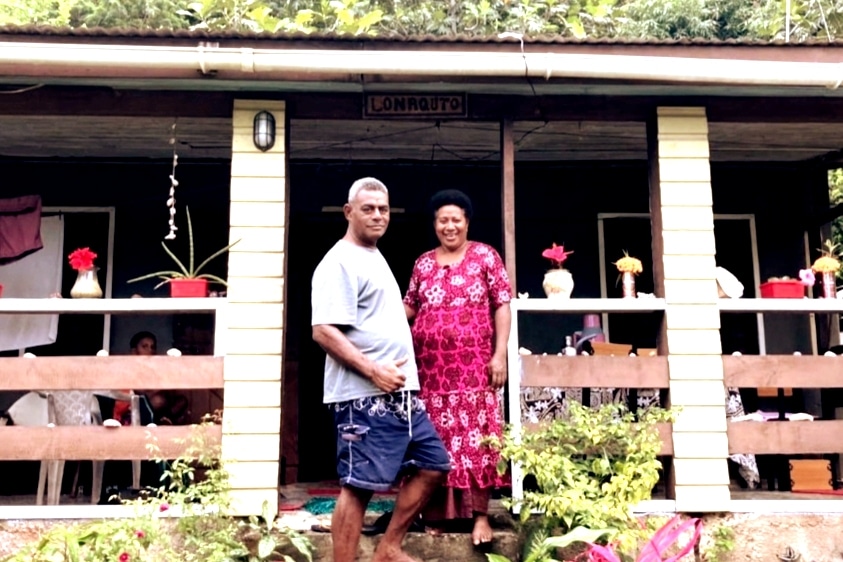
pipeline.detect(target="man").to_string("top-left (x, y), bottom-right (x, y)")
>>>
top-left (312, 177), bottom-right (450, 562)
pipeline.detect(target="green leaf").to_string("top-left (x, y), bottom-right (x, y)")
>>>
top-left (126, 270), bottom-right (184, 283)
top-left (261, 499), bottom-right (275, 532)
top-left (160, 240), bottom-right (191, 277)
top-left (542, 526), bottom-right (616, 550)
top-left (486, 554), bottom-right (513, 562)
top-left (257, 536), bottom-right (276, 558)
top-left (192, 239), bottom-right (240, 277)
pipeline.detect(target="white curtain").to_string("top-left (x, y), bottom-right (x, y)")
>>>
top-left (0, 215), bottom-right (64, 351)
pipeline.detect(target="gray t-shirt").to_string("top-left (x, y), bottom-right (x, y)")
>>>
top-left (311, 239), bottom-right (419, 404)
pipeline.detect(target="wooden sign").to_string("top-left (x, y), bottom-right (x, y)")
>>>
top-left (364, 94), bottom-right (466, 118)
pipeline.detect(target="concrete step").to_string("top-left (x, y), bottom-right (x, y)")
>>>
top-left (301, 529), bottom-right (521, 562)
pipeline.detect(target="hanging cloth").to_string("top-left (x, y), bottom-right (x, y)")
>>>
top-left (0, 195), bottom-right (43, 265)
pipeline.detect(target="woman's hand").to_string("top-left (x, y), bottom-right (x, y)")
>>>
top-left (487, 353), bottom-right (507, 389)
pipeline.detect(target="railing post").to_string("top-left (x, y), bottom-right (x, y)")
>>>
top-left (649, 107), bottom-right (730, 512)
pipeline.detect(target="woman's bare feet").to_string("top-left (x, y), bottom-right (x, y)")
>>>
top-left (472, 514), bottom-right (493, 545)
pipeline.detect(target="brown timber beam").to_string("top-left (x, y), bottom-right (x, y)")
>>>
top-left (723, 355), bottom-right (843, 388)
top-left (0, 425), bottom-right (222, 460)
top-left (520, 355), bottom-right (669, 389)
top-left (728, 419), bottom-right (843, 455)
top-left (501, 118), bottom-right (517, 287)
top-left (0, 356), bottom-right (224, 390)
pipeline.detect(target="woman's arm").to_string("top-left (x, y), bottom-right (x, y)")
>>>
top-left (404, 303), bottom-right (416, 322)
top-left (488, 303), bottom-right (511, 388)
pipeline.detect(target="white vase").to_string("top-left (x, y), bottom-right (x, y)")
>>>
top-left (543, 269), bottom-right (574, 299)
top-left (70, 267), bottom-right (103, 299)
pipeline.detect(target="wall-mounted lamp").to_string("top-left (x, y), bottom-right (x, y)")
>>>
top-left (253, 110), bottom-right (276, 152)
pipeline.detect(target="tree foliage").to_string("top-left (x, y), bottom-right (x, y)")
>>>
top-left (69, 0), bottom-right (188, 29)
top-left (2, 0), bottom-right (842, 43)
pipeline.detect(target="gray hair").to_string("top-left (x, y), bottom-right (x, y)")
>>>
top-left (348, 177), bottom-right (388, 203)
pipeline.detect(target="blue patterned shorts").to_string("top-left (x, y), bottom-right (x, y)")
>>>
top-left (332, 392), bottom-right (451, 492)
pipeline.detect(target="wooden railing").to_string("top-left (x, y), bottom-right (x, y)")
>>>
top-left (722, 354), bottom-right (843, 456)
top-left (720, 298), bottom-right (843, 458)
top-left (506, 298), bottom-right (671, 511)
top-left (505, 297), bottom-right (843, 512)
top-left (0, 299), bottom-right (226, 462)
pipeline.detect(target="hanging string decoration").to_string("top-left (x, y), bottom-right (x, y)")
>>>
top-left (165, 121), bottom-right (179, 240)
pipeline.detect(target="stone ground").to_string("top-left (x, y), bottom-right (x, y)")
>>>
top-left (2, 484), bottom-right (843, 561)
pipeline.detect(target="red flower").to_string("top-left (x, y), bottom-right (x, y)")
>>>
top-left (135, 530), bottom-right (145, 538)
top-left (119, 553), bottom-right (130, 562)
top-left (67, 247), bottom-right (97, 271)
top-left (542, 243), bottom-right (573, 268)
top-left (159, 503), bottom-right (169, 512)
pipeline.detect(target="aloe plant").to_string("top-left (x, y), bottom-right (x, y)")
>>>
top-left (128, 207), bottom-right (239, 289)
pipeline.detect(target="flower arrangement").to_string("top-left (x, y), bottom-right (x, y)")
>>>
top-left (614, 251), bottom-right (643, 275)
top-left (811, 240), bottom-right (841, 274)
top-left (542, 243), bottom-right (573, 269)
top-left (68, 247), bottom-right (97, 271)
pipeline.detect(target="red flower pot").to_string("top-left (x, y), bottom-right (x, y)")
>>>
top-left (169, 279), bottom-right (208, 298)
top-left (759, 280), bottom-right (805, 299)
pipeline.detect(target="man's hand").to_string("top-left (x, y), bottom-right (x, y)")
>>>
top-left (487, 353), bottom-right (507, 389)
top-left (371, 356), bottom-right (408, 393)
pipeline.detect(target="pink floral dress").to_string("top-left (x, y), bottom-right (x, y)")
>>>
top-left (404, 242), bottom-right (512, 491)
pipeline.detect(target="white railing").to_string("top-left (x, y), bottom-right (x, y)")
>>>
top-left (0, 298), bottom-right (228, 356)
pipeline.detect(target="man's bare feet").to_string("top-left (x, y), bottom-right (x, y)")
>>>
top-left (371, 543), bottom-right (422, 562)
top-left (472, 514), bottom-right (493, 545)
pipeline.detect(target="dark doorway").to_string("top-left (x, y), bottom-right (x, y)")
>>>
top-left (285, 161), bottom-right (504, 483)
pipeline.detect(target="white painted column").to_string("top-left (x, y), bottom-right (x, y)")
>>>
top-left (649, 107), bottom-right (730, 512)
top-left (222, 100), bottom-right (287, 516)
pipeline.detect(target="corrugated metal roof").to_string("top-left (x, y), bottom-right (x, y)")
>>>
top-left (0, 23), bottom-right (841, 47)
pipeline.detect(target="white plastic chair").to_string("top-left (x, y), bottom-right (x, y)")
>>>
top-left (39, 391), bottom-right (104, 505)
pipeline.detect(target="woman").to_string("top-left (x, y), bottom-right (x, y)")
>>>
top-left (403, 189), bottom-right (512, 546)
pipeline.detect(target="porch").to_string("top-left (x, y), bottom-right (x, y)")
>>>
top-left (0, 33), bottom-right (843, 522)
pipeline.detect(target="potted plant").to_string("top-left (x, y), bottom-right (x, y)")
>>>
top-left (128, 207), bottom-right (239, 298)
top-left (541, 243), bottom-right (574, 299)
top-left (614, 251), bottom-right (643, 299)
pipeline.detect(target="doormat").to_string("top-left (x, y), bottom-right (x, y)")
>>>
top-left (307, 487), bottom-right (397, 497)
top-left (303, 496), bottom-right (395, 515)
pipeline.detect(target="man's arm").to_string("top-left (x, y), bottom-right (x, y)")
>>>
top-left (312, 324), bottom-right (407, 394)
